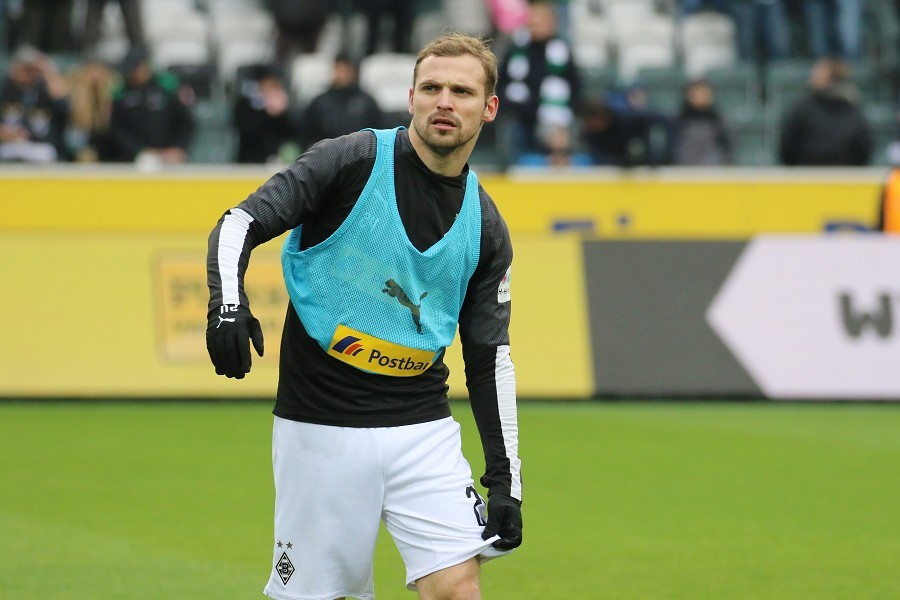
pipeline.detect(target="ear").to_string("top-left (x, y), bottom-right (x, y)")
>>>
top-left (482, 95), bottom-right (499, 124)
top-left (408, 86), bottom-right (414, 115)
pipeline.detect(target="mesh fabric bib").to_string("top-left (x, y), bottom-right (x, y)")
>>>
top-left (281, 128), bottom-right (481, 374)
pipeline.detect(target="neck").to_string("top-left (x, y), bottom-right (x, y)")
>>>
top-left (408, 123), bottom-right (478, 177)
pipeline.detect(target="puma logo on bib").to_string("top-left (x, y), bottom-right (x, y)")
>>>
top-left (328, 324), bottom-right (438, 376)
top-left (382, 278), bottom-right (428, 334)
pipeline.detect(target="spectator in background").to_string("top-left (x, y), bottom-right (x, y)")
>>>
top-left (673, 79), bottom-right (732, 166)
top-left (106, 47), bottom-right (194, 165)
top-left (65, 56), bottom-right (117, 162)
top-left (677, 0), bottom-right (729, 16)
top-left (0, 46), bottom-right (69, 163)
top-left (233, 64), bottom-right (295, 164)
top-left (354, 0), bottom-right (416, 56)
top-left (678, 0), bottom-right (789, 64)
top-left (497, 0), bottom-right (580, 164)
top-left (798, 0), bottom-right (863, 62)
top-left (15, 0), bottom-right (76, 53)
top-left (81, 0), bottom-right (146, 55)
top-left (729, 0), bottom-right (791, 63)
top-left (486, 0), bottom-right (530, 37)
top-left (516, 125), bottom-right (592, 167)
top-left (268, 0), bottom-right (333, 61)
top-left (580, 100), bottom-right (662, 167)
top-left (579, 84), bottom-right (673, 167)
top-left (300, 52), bottom-right (383, 148)
top-left (779, 57), bottom-right (871, 165)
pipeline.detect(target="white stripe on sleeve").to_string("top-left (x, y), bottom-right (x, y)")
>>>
top-left (495, 344), bottom-right (522, 500)
top-left (218, 208), bottom-right (255, 306)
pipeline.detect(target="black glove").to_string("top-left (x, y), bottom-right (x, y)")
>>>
top-left (206, 304), bottom-right (264, 379)
top-left (481, 493), bottom-right (522, 550)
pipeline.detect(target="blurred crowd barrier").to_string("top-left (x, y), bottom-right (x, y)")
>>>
top-left (1, 166), bottom-right (893, 399)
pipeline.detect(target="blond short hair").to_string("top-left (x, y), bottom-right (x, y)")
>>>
top-left (414, 32), bottom-right (499, 99)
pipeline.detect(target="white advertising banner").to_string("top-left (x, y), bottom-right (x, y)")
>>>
top-left (706, 236), bottom-right (900, 399)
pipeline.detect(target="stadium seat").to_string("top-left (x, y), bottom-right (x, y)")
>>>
top-left (168, 63), bottom-right (218, 101)
top-left (865, 102), bottom-right (898, 166)
top-left (682, 43), bottom-right (737, 79)
top-left (571, 15), bottom-right (612, 69)
top-left (145, 9), bottom-right (212, 70)
top-left (581, 64), bottom-right (619, 99)
top-left (634, 65), bottom-right (688, 113)
top-left (190, 127), bottom-right (237, 164)
top-left (728, 105), bottom-right (777, 166)
top-left (601, 0), bottom-right (656, 32)
top-left (677, 12), bottom-right (737, 77)
top-left (141, 0), bottom-right (207, 43)
top-left (209, 5), bottom-right (273, 45)
top-left (848, 61), bottom-right (882, 103)
top-left (359, 52), bottom-right (418, 114)
top-left (704, 63), bottom-right (762, 115)
top-left (614, 17), bottom-right (676, 83)
top-left (763, 59), bottom-right (815, 119)
top-left (217, 38), bottom-right (275, 89)
top-left (84, 0), bottom-right (130, 63)
top-left (289, 52), bottom-right (335, 110)
top-left (190, 99), bottom-right (236, 164)
top-left (92, 36), bottom-right (130, 65)
top-left (412, 8), bottom-right (453, 54)
top-left (440, 0), bottom-right (492, 36)
top-left (153, 38), bottom-right (211, 70)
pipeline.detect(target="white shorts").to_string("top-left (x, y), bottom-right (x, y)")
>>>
top-left (263, 416), bottom-right (508, 600)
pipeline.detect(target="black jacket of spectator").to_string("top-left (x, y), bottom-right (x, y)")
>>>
top-left (580, 97), bottom-right (673, 167)
top-left (106, 72), bottom-right (194, 162)
top-left (233, 71), bottom-right (294, 163)
top-left (0, 74), bottom-right (69, 159)
top-left (779, 84), bottom-right (871, 166)
top-left (301, 84), bottom-right (383, 148)
top-left (674, 106), bottom-right (732, 166)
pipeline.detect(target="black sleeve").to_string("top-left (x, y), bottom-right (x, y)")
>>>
top-left (460, 187), bottom-right (521, 500)
top-left (207, 130), bottom-right (377, 311)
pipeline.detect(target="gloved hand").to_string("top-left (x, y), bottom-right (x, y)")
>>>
top-left (481, 493), bottom-right (522, 550)
top-left (206, 304), bottom-right (264, 379)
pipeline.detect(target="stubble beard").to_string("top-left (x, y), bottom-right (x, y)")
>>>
top-left (413, 117), bottom-right (481, 158)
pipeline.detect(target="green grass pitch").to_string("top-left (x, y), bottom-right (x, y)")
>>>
top-left (1, 400), bottom-right (898, 599)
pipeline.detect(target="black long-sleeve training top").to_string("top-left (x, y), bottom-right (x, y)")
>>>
top-left (207, 128), bottom-right (521, 500)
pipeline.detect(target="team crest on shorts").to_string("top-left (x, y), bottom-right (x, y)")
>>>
top-left (276, 551), bottom-right (295, 585)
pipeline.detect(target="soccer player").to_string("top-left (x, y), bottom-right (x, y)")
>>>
top-left (205, 33), bottom-right (522, 600)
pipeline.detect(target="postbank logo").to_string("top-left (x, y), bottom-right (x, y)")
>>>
top-left (332, 335), bottom-right (365, 356)
top-left (328, 324), bottom-right (438, 376)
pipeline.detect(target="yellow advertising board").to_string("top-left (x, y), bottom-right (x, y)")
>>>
top-left (0, 167), bottom-right (885, 236)
top-left (0, 232), bottom-right (591, 398)
top-left (155, 251), bottom-right (287, 364)
top-left (0, 167), bottom-right (886, 398)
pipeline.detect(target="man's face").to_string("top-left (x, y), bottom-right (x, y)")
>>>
top-left (127, 62), bottom-right (152, 87)
top-left (408, 54), bottom-right (498, 156)
top-left (333, 61), bottom-right (355, 88)
top-left (529, 4), bottom-right (557, 41)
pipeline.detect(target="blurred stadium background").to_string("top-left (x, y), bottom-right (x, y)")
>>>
top-left (2, 0), bottom-right (900, 598)
top-left (3, 0), bottom-right (900, 167)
